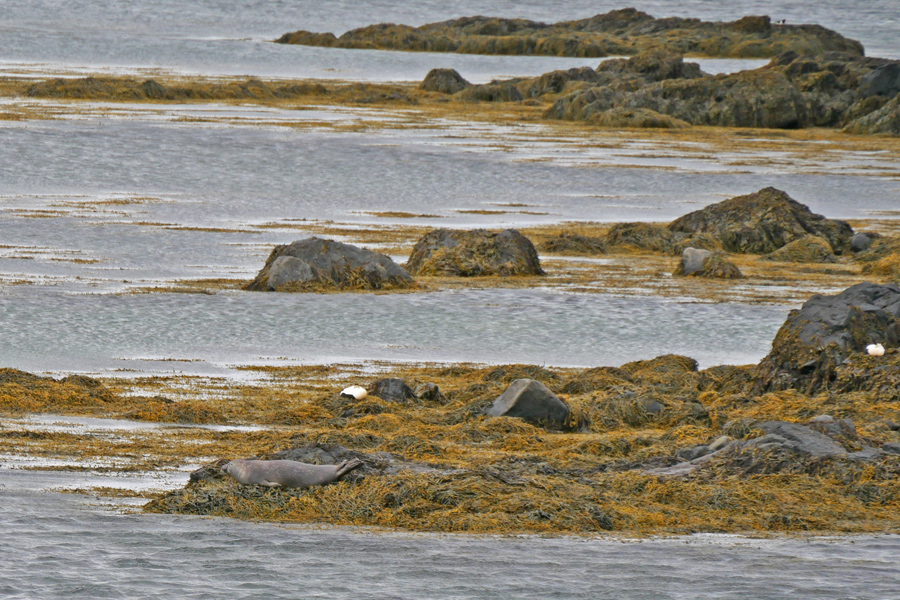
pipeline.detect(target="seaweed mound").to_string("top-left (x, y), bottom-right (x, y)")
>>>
top-left (406, 229), bottom-right (543, 277)
top-left (246, 238), bottom-right (413, 292)
top-left (668, 187), bottom-right (853, 254)
top-left (761, 235), bottom-right (837, 263)
top-left (754, 282), bottom-right (900, 393)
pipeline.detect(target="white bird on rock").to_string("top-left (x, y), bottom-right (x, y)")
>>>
top-left (340, 385), bottom-right (368, 400)
top-left (866, 343), bottom-right (885, 356)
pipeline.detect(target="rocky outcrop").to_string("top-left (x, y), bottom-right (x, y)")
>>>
top-left (673, 248), bottom-right (742, 278)
top-left (760, 235), bottom-right (837, 263)
top-left (420, 68), bottom-right (471, 94)
top-left (754, 282), bottom-right (900, 393)
top-left (668, 187), bottom-right (853, 254)
top-left (406, 229), bottom-right (543, 277)
top-left (546, 51), bottom-right (900, 131)
top-left (486, 378), bottom-right (570, 429)
top-left (538, 233), bottom-right (606, 255)
top-left (275, 10), bottom-right (864, 59)
top-left (246, 238), bottom-right (413, 292)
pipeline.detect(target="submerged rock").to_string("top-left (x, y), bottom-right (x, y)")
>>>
top-left (486, 378), bottom-right (570, 429)
top-left (406, 229), bottom-right (543, 277)
top-left (245, 238), bottom-right (413, 292)
top-left (754, 282), bottom-right (900, 393)
top-left (668, 187), bottom-right (853, 254)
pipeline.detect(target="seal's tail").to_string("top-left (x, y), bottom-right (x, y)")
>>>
top-left (335, 457), bottom-right (364, 478)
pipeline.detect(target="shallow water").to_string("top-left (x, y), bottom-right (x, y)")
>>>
top-left (1, 475), bottom-right (899, 600)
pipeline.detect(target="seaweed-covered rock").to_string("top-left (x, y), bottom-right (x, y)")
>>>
top-left (406, 229), bottom-right (543, 276)
top-left (420, 68), bottom-right (471, 94)
top-left (275, 11), bottom-right (863, 59)
top-left (588, 107), bottom-right (690, 129)
top-left (538, 233), bottom-right (606, 255)
top-left (486, 378), bottom-right (570, 429)
top-left (668, 187), bottom-right (853, 254)
top-left (754, 282), bottom-right (900, 393)
top-left (760, 235), bottom-right (837, 263)
top-left (457, 80), bottom-right (523, 102)
top-left (246, 238), bottom-right (413, 292)
top-left (674, 248), bottom-right (742, 278)
top-left (605, 222), bottom-right (677, 253)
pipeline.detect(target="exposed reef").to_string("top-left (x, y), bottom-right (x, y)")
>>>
top-left (275, 9), bottom-right (864, 59)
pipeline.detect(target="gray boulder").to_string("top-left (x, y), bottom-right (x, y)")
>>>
top-left (754, 282), bottom-right (900, 393)
top-left (673, 247), bottom-right (742, 278)
top-left (406, 228), bottom-right (543, 277)
top-left (371, 378), bottom-right (417, 403)
top-left (420, 68), bottom-right (471, 94)
top-left (850, 232), bottom-right (876, 252)
top-left (486, 378), bottom-right (570, 429)
top-left (246, 237), bottom-right (413, 292)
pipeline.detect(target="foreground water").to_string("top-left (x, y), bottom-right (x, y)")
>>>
top-left (2, 472), bottom-right (899, 600)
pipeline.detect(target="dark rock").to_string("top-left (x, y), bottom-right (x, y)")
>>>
top-left (639, 399), bottom-right (664, 416)
top-left (486, 378), bottom-right (570, 429)
top-left (245, 237), bottom-right (413, 292)
top-left (406, 228), bottom-right (543, 277)
top-left (754, 282), bottom-right (900, 393)
top-left (673, 248), bottom-right (742, 278)
top-left (420, 68), bottom-right (471, 94)
top-left (605, 222), bottom-right (677, 252)
top-left (371, 378), bottom-right (417, 403)
top-left (522, 67), bottom-right (600, 98)
top-left (668, 187), bottom-right (853, 254)
top-left (760, 235), bottom-right (837, 263)
top-left (598, 48), bottom-right (705, 82)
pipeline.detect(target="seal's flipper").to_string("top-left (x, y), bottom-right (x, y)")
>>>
top-left (335, 458), bottom-right (363, 478)
top-left (261, 480), bottom-right (282, 487)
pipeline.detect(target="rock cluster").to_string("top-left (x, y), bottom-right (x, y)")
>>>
top-left (276, 10), bottom-right (863, 59)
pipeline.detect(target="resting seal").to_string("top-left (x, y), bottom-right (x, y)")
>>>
top-left (221, 458), bottom-right (363, 489)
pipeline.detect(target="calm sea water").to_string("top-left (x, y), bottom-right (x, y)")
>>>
top-left (3, 472), bottom-right (900, 600)
top-left (2, 2), bottom-right (900, 596)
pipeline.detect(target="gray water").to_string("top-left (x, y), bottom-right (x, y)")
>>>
top-left (2, 474), bottom-right (900, 600)
top-left (0, 0), bottom-right (897, 83)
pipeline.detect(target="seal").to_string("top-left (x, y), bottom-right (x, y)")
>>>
top-left (221, 458), bottom-right (363, 489)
